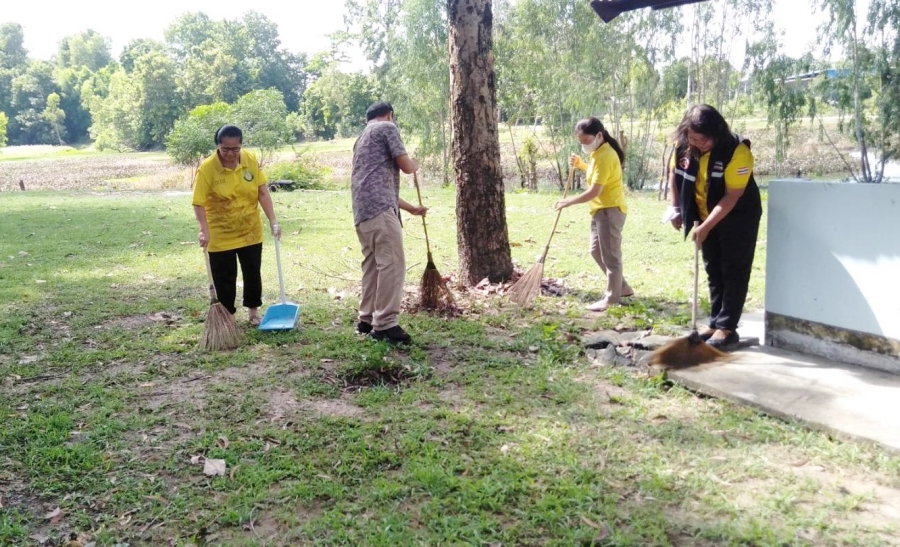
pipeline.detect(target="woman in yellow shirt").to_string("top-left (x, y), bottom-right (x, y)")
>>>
top-left (667, 105), bottom-right (762, 348)
top-left (556, 117), bottom-right (632, 312)
top-left (192, 125), bottom-right (281, 325)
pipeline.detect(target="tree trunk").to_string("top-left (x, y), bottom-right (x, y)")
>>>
top-left (448, 0), bottom-right (512, 285)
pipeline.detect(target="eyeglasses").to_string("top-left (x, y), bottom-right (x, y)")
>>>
top-left (219, 146), bottom-right (241, 153)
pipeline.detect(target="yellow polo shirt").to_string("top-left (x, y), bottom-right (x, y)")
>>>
top-left (191, 150), bottom-right (268, 252)
top-left (583, 143), bottom-right (627, 215)
top-left (670, 144), bottom-right (753, 220)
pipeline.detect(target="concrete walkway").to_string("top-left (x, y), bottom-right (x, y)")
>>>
top-left (668, 313), bottom-right (900, 452)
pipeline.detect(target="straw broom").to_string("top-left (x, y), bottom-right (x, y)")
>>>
top-left (199, 249), bottom-right (243, 351)
top-left (413, 171), bottom-right (454, 310)
top-left (648, 222), bottom-right (727, 369)
top-left (508, 166), bottom-right (575, 307)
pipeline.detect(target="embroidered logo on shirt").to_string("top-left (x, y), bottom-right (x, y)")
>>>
top-left (737, 167), bottom-right (750, 175)
top-left (243, 170), bottom-right (254, 182)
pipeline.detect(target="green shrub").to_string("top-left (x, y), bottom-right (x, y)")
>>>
top-left (265, 153), bottom-right (331, 189)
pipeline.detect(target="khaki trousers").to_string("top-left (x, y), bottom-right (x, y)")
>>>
top-left (356, 210), bottom-right (405, 330)
top-left (589, 207), bottom-right (631, 303)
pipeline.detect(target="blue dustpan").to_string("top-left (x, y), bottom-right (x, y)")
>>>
top-left (259, 236), bottom-right (299, 331)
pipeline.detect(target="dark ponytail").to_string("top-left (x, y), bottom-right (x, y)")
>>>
top-left (575, 117), bottom-right (625, 166)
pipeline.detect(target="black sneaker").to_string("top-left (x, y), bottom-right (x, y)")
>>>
top-left (707, 330), bottom-right (740, 350)
top-left (370, 325), bottom-right (411, 345)
top-left (356, 321), bottom-right (373, 335)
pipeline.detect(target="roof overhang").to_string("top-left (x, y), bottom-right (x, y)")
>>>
top-left (590, 0), bottom-right (711, 23)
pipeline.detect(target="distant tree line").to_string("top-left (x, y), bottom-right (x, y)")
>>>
top-left (2, 1), bottom-right (898, 183)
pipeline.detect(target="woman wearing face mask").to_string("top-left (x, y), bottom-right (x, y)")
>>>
top-left (555, 117), bottom-right (632, 312)
top-left (667, 104), bottom-right (762, 348)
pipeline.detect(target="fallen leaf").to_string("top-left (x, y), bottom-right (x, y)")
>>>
top-left (44, 506), bottom-right (62, 523)
top-left (203, 458), bottom-right (227, 476)
top-left (217, 435), bottom-right (229, 450)
top-left (18, 251), bottom-right (30, 257)
top-left (500, 444), bottom-right (510, 454)
top-left (230, 464), bottom-right (239, 480)
top-left (190, 455), bottom-right (202, 465)
top-left (29, 534), bottom-right (50, 545)
top-left (790, 460), bottom-right (809, 467)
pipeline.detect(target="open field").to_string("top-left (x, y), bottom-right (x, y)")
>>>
top-left (1, 180), bottom-right (899, 546)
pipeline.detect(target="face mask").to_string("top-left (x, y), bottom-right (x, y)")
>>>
top-left (581, 136), bottom-right (601, 154)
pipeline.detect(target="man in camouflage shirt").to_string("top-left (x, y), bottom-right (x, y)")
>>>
top-left (351, 102), bottom-right (426, 344)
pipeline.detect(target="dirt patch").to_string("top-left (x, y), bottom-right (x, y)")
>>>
top-left (266, 390), bottom-right (300, 422)
top-left (138, 374), bottom-right (208, 412)
top-left (101, 312), bottom-right (182, 331)
top-left (436, 383), bottom-right (468, 409)
top-left (789, 464), bottom-right (900, 526)
top-left (299, 398), bottom-right (364, 418)
top-left (0, 154), bottom-right (185, 192)
top-left (104, 358), bottom-right (148, 376)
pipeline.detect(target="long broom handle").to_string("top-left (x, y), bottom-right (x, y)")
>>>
top-left (539, 165), bottom-right (576, 263)
top-left (692, 220), bottom-right (700, 331)
top-left (274, 234), bottom-right (288, 305)
top-left (412, 171), bottom-right (432, 256)
top-left (204, 248), bottom-right (218, 305)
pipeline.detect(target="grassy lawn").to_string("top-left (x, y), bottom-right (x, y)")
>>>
top-left (1, 184), bottom-right (899, 547)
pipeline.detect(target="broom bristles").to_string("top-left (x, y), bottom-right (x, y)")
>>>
top-left (647, 331), bottom-right (728, 369)
top-left (420, 262), bottom-right (454, 310)
top-left (200, 302), bottom-right (243, 351)
top-left (508, 262), bottom-right (544, 307)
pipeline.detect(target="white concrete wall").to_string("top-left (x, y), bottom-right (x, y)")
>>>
top-left (766, 180), bottom-right (900, 340)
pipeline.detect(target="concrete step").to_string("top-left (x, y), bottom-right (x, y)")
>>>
top-left (668, 345), bottom-right (900, 453)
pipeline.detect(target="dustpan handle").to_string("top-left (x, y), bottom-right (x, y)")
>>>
top-left (692, 221), bottom-right (699, 331)
top-left (274, 235), bottom-right (287, 305)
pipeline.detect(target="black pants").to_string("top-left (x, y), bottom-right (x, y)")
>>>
top-left (207, 243), bottom-right (263, 315)
top-left (701, 213), bottom-right (761, 332)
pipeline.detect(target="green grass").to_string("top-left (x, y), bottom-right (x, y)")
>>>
top-left (1, 185), bottom-right (898, 546)
top-left (0, 144), bottom-right (170, 163)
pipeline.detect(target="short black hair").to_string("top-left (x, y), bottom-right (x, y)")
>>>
top-left (365, 102), bottom-right (394, 122)
top-left (215, 124), bottom-right (243, 144)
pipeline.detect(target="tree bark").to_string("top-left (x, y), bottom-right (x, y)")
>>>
top-left (448, 0), bottom-right (512, 284)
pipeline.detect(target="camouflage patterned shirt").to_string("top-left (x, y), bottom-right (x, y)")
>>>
top-left (351, 121), bottom-right (408, 225)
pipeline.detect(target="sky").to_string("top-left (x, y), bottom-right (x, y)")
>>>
top-left (1, 0), bottom-right (832, 69)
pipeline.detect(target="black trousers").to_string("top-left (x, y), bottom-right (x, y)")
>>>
top-left (701, 213), bottom-right (761, 332)
top-left (207, 243), bottom-right (263, 315)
